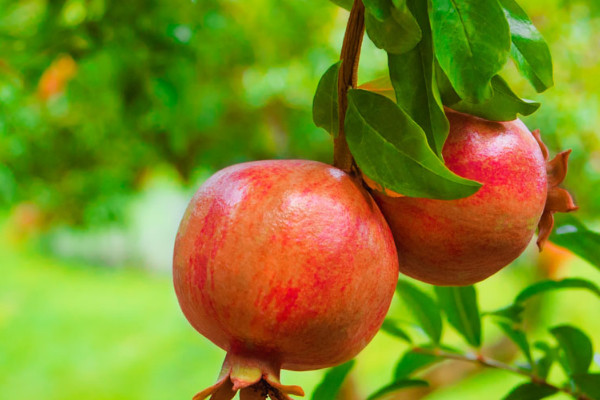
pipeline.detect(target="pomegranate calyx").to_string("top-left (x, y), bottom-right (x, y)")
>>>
top-left (193, 353), bottom-right (304, 400)
top-left (532, 130), bottom-right (579, 250)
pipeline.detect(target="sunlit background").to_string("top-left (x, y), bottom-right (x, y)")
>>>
top-left (1, 0), bottom-right (599, 399)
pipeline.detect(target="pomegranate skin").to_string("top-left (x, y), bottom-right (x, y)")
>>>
top-left (173, 160), bottom-right (398, 372)
top-left (373, 110), bottom-right (548, 286)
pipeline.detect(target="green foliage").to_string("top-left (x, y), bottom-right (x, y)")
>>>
top-left (388, 0), bottom-right (447, 156)
top-left (484, 303), bottom-right (526, 324)
top-left (485, 278), bottom-right (600, 325)
top-left (345, 89), bottom-right (481, 199)
top-left (364, 0), bottom-right (421, 55)
top-left (533, 342), bottom-right (556, 379)
top-left (4, 0), bottom-right (597, 222)
top-left (447, 75), bottom-right (540, 121)
top-left (572, 374), bottom-right (600, 399)
top-left (381, 319), bottom-right (412, 343)
top-left (429, 0), bottom-right (511, 103)
top-left (316, 0), bottom-right (564, 201)
top-left (434, 286), bottom-right (482, 348)
top-left (514, 278), bottom-right (600, 303)
top-left (496, 322), bottom-right (533, 365)
top-left (313, 62), bottom-right (341, 137)
top-left (366, 277), bottom-right (600, 400)
top-left (1, 0), bottom-right (335, 224)
top-left (394, 347), bottom-right (443, 379)
top-left (502, 382), bottom-right (558, 400)
top-left (550, 214), bottom-right (600, 271)
top-left (550, 325), bottom-right (594, 376)
top-left (362, 0), bottom-right (390, 19)
top-left (330, 0), bottom-right (353, 11)
top-left (500, 0), bottom-right (554, 92)
top-left (396, 280), bottom-right (443, 343)
top-left (367, 379), bottom-right (428, 400)
top-left (310, 360), bottom-right (355, 400)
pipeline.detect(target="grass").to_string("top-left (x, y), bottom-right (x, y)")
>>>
top-left (0, 239), bottom-right (229, 399)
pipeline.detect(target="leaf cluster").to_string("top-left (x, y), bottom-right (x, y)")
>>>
top-left (311, 216), bottom-right (600, 399)
top-left (0, 0), bottom-right (336, 224)
top-left (314, 273), bottom-right (600, 400)
top-left (315, 0), bottom-right (554, 200)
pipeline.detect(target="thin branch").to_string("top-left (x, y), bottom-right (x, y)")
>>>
top-left (412, 347), bottom-right (592, 400)
top-left (334, 0), bottom-right (365, 172)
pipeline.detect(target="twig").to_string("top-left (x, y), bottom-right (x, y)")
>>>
top-left (334, 0), bottom-right (365, 172)
top-left (412, 347), bottom-right (592, 400)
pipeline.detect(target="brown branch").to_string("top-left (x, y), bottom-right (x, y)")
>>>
top-left (412, 347), bottom-right (592, 400)
top-left (334, 0), bottom-right (365, 172)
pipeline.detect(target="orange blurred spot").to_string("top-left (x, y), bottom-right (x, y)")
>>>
top-left (38, 54), bottom-right (78, 100)
top-left (538, 241), bottom-right (574, 279)
top-left (9, 202), bottom-right (45, 243)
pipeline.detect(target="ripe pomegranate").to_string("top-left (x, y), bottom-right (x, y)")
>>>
top-left (369, 109), bottom-right (577, 286)
top-left (173, 160), bottom-right (399, 400)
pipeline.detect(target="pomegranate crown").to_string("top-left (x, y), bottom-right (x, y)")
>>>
top-left (533, 129), bottom-right (578, 249)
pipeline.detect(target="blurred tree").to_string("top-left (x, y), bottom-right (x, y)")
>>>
top-left (0, 0), bottom-right (598, 225)
top-left (0, 0), bottom-right (337, 224)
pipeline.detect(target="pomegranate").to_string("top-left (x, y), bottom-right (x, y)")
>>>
top-left (370, 109), bottom-right (577, 286)
top-left (173, 160), bottom-right (399, 400)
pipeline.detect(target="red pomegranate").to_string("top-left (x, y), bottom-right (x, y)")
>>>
top-left (370, 109), bottom-right (577, 286)
top-left (173, 160), bottom-right (399, 400)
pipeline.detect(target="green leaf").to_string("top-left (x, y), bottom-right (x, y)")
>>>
top-left (550, 325), bottom-right (593, 376)
top-left (550, 214), bottom-right (600, 271)
top-left (435, 61), bottom-right (462, 106)
top-left (329, 0), bottom-right (353, 11)
top-left (344, 89), bottom-right (481, 199)
top-left (496, 322), bottom-right (532, 365)
top-left (363, 0), bottom-right (390, 19)
top-left (572, 373), bottom-right (600, 399)
top-left (484, 304), bottom-right (525, 323)
top-left (388, 0), bottom-right (448, 156)
top-left (312, 62), bottom-right (340, 137)
top-left (514, 278), bottom-right (600, 304)
top-left (365, 2), bottom-right (421, 55)
top-left (381, 319), bottom-right (412, 343)
top-left (502, 382), bottom-right (558, 400)
top-left (533, 341), bottom-right (556, 379)
top-left (434, 41), bottom-right (539, 122)
top-left (449, 75), bottom-right (540, 121)
top-left (430, 0), bottom-right (511, 102)
top-left (394, 348), bottom-right (443, 379)
top-left (311, 360), bottom-right (356, 400)
top-left (390, 0), bottom-right (406, 9)
top-left (499, 0), bottom-right (553, 92)
top-left (434, 286), bottom-right (481, 347)
top-left (396, 280), bottom-right (443, 343)
top-left (367, 379), bottom-right (428, 400)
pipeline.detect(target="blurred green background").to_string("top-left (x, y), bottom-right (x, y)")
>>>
top-left (0, 0), bottom-right (598, 399)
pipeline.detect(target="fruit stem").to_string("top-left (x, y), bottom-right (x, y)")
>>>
top-left (334, 0), bottom-right (365, 173)
top-left (413, 346), bottom-right (592, 400)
